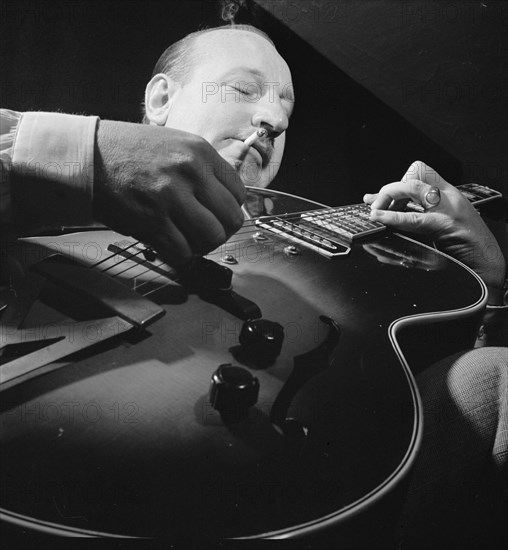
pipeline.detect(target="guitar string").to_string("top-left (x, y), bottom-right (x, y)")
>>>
top-left (104, 256), bottom-right (155, 279)
top-left (91, 243), bottom-right (171, 276)
top-left (89, 204), bottom-right (374, 274)
top-left (138, 276), bottom-right (178, 297)
top-left (101, 188), bottom-right (485, 281)
top-left (90, 186), bottom-right (488, 274)
top-left (91, 188), bottom-right (487, 285)
top-left (99, 250), bottom-right (159, 276)
top-left (85, 187), bottom-right (489, 295)
top-left (109, 250), bottom-right (176, 283)
top-left (240, 187), bottom-right (486, 230)
top-left (89, 243), bottom-right (181, 296)
top-left (85, 207), bottom-right (363, 291)
top-left (86, 202), bottom-right (370, 270)
top-left (96, 247), bottom-right (153, 275)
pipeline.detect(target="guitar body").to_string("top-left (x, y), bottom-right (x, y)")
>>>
top-left (0, 188), bottom-right (487, 539)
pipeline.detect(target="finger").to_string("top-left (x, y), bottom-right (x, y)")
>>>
top-left (364, 183), bottom-right (411, 210)
top-left (369, 208), bottom-right (435, 234)
top-left (369, 179), bottom-right (435, 210)
top-left (136, 218), bottom-right (193, 269)
top-left (363, 193), bottom-right (377, 205)
top-left (364, 192), bottom-right (409, 211)
top-left (209, 151), bottom-right (247, 205)
top-left (194, 174), bottom-right (245, 235)
top-left (370, 190), bottom-right (397, 210)
top-left (228, 138), bottom-right (252, 163)
top-left (402, 160), bottom-right (451, 189)
top-left (402, 160), bottom-right (428, 183)
top-left (172, 198), bottom-right (231, 255)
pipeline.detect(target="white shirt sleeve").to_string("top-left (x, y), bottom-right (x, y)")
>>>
top-left (1, 108), bottom-right (99, 232)
top-left (0, 108), bottom-right (20, 222)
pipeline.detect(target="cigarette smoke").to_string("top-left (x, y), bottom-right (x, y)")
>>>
top-left (220, 0), bottom-right (248, 23)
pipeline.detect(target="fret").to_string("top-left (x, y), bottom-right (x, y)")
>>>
top-left (84, 186), bottom-right (503, 274)
top-left (256, 184), bottom-right (502, 257)
top-left (456, 183), bottom-right (502, 205)
top-left (302, 203), bottom-right (386, 241)
top-left (406, 183), bottom-right (502, 213)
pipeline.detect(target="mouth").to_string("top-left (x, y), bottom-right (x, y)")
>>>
top-left (227, 137), bottom-right (272, 169)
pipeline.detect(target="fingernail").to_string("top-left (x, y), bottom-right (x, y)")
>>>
top-left (370, 209), bottom-right (385, 220)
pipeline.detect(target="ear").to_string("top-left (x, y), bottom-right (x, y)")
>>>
top-left (144, 73), bottom-right (179, 126)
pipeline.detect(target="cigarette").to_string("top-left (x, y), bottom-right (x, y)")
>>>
top-left (240, 128), bottom-right (267, 220)
top-left (243, 127), bottom-right (268, 147)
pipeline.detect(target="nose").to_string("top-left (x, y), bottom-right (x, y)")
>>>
top-left (251, 94), bottom-right (289, 137)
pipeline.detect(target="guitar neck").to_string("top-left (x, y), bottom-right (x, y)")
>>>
top-left (405, 183), bottom-right (503, 214)
top-left (256, 184), bottom-right (502, 257)
top-left (455, 183), bottom-right (503, 206)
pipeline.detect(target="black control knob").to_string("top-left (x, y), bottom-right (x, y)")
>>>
top-left (239, 319), bottom-right (284, 362)
top-left (209, 364), bottom-right (259, 420)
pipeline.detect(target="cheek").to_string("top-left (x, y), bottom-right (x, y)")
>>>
top-left (196, 104), bottom-right (244, 144)
top-left (269, 135), bottom-right (286, 176)
top-left (165, 94), bottom-right (215, 135)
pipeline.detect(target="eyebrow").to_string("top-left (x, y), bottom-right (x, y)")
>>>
top-left (219, 67), bottom-right (266, 82)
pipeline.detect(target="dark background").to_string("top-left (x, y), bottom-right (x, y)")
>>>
top-left (0, 2), bottom-right (507, 546)
top-left (1, 0), bottom-right (507, 211)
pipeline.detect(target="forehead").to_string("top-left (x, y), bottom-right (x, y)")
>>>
top-left (190, 29), bottom-right (292, 84)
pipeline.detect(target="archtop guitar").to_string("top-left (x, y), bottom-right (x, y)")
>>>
top-left (0, 184), bottom-right (500, 539)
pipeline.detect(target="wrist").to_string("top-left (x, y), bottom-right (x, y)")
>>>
top-left (94, 119), bottom-right (120, 224)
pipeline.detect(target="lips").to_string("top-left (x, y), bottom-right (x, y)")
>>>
top-left (227, 137), bottom-right (272, 169)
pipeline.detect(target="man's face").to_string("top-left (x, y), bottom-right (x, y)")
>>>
top-left (163, 29), bottom-right (294, 188)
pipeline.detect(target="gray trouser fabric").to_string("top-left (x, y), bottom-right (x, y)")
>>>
top-left (400, 346), bottom-right (508, 549)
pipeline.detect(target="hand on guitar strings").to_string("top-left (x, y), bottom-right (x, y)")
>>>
top-left (93, 120), bottom-right (248, 268)
top-left (363, 160), bottom-right (506, 292)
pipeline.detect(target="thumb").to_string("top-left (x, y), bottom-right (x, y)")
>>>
top-left (370, 209), bottom-right (438, 234)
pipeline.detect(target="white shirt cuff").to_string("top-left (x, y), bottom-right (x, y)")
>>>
top-left (10, 111), bottom-right (98, 231)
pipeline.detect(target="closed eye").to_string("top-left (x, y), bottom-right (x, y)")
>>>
top-left (224, 83), bottom-right (256, 97)
top-left (232, 86), bottom-right (249, 95)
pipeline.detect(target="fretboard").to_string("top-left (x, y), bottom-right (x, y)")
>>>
top-left (256, 183), bottom-right (502, 257)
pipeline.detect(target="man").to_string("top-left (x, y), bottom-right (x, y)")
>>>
top-left (2, 26), bottom-right (504, 296)
top-left (142, 25), bottom-right (292, 189)
top-left (1, 25), bottom-right (291, 268)
top-left (1, 24), bottom-right (507, 547)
